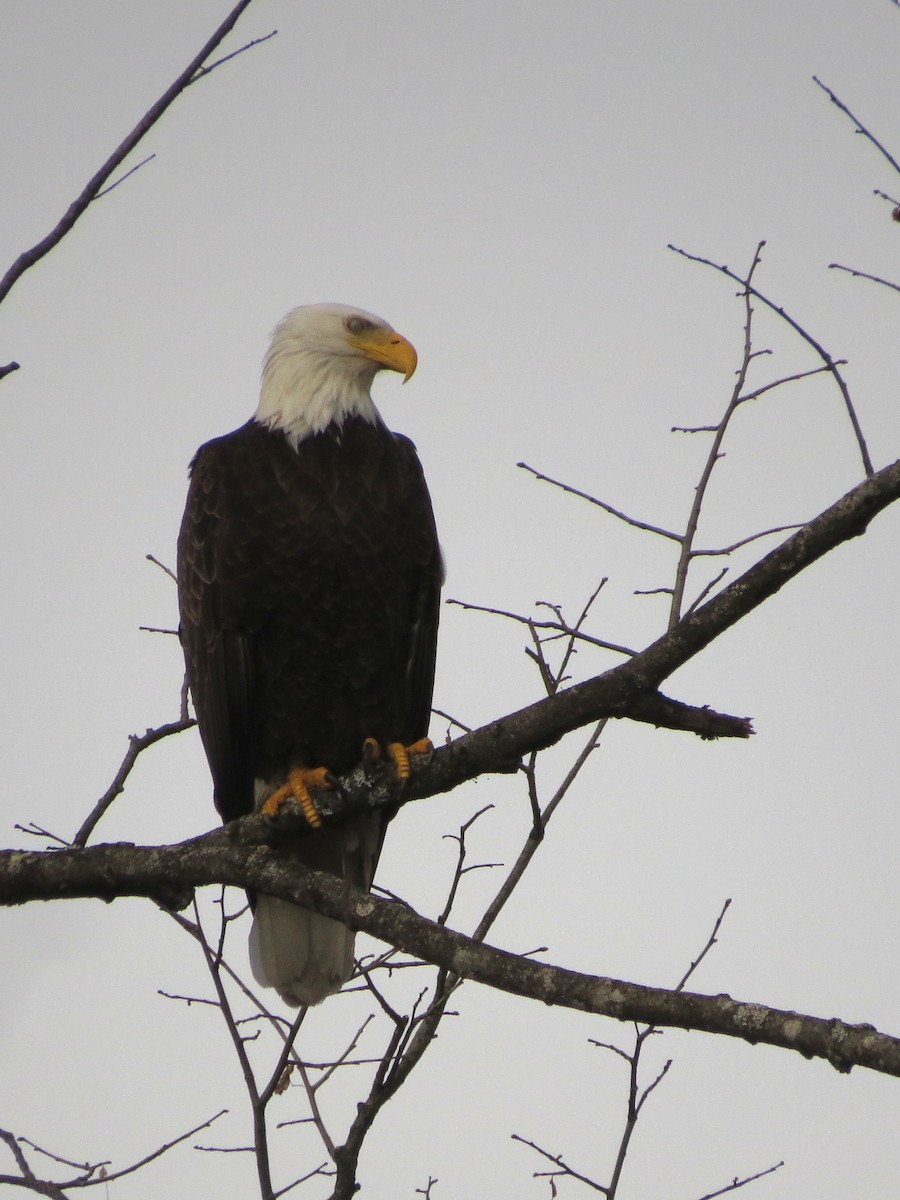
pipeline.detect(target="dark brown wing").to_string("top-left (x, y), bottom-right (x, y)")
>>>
top-left (392, 431), bottom-right (442, 746)
top-left (177, 418), bottom-right (441, 827)
top-left (177, 422), bottom-right (266, 821)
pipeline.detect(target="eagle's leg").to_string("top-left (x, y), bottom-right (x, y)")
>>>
top-left (262, 767), bottom-right (330, 828)
top-left (361, 737), bottom-right (433, 783)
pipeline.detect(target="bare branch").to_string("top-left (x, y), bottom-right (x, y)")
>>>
top-left (448, 597), bottom-right (637, 659)
top-left (690, 525), bottom-right (803, 558)
top-left (291, 1058), bottom-right (337, 1161)
top-left (813, 75), bottom-right (900, 177)
top-left (675, 899), bottom-right (732, 992)
top-left (828, 263), bottom-right (900, 295)
top-left (93, 154), bottom-right (156, 199)
top-left (472, 719), bottom-right (606, 943)
top-left (512, 1134), bottom-right (609, 1194)
top-left (73, 719), bottom-right (196, 846)
top-left (518, 461), bottom-right (683, 542)
top-left (70, 1110), bottom-right (228, 1189)
top-left (272, 1162), bottom-right (333, 1199)
top-left (669, 242), bottom-right (765, 626)
top-left (874, 187), bottom-right (900, 208)
top-left (737, 361), bottom-right (848, 403)
top-left (0, 1111), bottom-right (227, 1195)
top-left (189, 898), bottom-right (277, 1199)
top-left (4, 837), bottom-right (900, 1078)
top-left (191, 29), bottom-right (279, 80)
top-left (0, 0), bottom-right (264, 310)
top-left (668, 241), bottom-right (873, 476)
top-left (146, 553), bottom-right (178, 582)
top-left (0, 1128), bottom-right (48, 1191)
top-left (682, 567), bottom-right (729, 617)
top-left (437, 805), bottom-right (495, 926)
top-left (633, 1058), bottom-right (672, 1116)
top-left (14, 1139), bottom-right (94, 1175)
top-left (695, 1160), bottom-right (784, 1200)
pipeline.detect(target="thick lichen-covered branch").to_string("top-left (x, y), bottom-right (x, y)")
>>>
top-left (2, 834), bottom-right (899, 1079)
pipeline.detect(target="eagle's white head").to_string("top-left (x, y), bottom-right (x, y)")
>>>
top-left (255, 302), bottom-right (417, 446)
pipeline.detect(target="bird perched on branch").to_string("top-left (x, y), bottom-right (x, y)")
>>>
top-left (177, 303), bottom-right (442, 1005)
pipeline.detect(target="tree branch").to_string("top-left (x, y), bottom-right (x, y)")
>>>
top-left (394, 455), bottom-right (899, 807)
top-left (0, 0), bottom-right (262, 309)
top-left (669, 241), bottom-right (874, 477)
top-left (812, 75), bottom-right (900, 178)
top-left (74, 718), bottom-right (196, 847)
top-left (2, 836), bottom-right (898, 1079)
top-left (828, 262), bottom-right (900, 295)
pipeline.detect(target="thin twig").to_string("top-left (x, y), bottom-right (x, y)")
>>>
top-left (291, 1059), bottom-right (337, 1161)
top-left (828, 263), bottom-right (900, 295)
top-left (690, 524), bottom-right (803, 558)
top-left (675, 899), bottom-right (732, 992)
top-left (518, 462), bottom-right (683, 542)
top-left (189, 897), bottom-right (275, 1200)
top-left (294, 1015), bottom-right (375, 1095)
top-left (813, 76), bottom-right (900, 177)
top-left (1, 1111), bottom-right (227, 1193)
top-left (0, 0), bottom-right (264, 308)
top-left (669, 242), bottom-right (764, 627)
top-left (683, 568), bottom-right (729, 618)
top-left (146, 553), bottom-right (177, 581)
top-left (472, 720), bottom-right (607, 944)
top-left (271, 1161), bottom-right (333, 1199)
top-left (737, 361), bottom-right (848, 403)
top-left (669, 241), bottom-right (873, 477)
top-left (511, 1134), bottom-right (609, 1194)
top-left (94, 154), bottom-right (156, 199)
top-left (192, 29), bottom-right (278, 80)
top-left (695, 1160), bottom-right (784, 1199)
top-left (15, 1138), bottom-right (94, 1174)
top-left (14, 822), bottom-right (71, 847)
top-left (437, 806), bottom-right (495, 926)
top-left (73, 719), bottom-right (195, 846)
top-left (448, 598), bottom-right (636, 658)
top-left (72, 1111), bottom-right (228, 1188)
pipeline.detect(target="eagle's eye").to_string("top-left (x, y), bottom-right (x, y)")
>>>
top-left (346, 315), bottom-right (375, 335)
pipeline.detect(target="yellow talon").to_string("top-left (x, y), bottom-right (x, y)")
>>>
top-left (386, 738), bottom-right (432, 781)
top-left (363, 737), bottom-right (432, 782)
top-left (261, 766), bottom-right (328, 828)
top-left (406, 737), bottom-right (433, 759)
top-left (387, 742), bottom-right (410, 780)
top-left (296, 791), bottom-right (323, 829)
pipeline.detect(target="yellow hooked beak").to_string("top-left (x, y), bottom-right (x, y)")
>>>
top-left (351, 328), bottom-right (418, 382)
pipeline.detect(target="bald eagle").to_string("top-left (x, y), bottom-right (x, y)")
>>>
top-left (177, 304), bottom-right (441, 1005)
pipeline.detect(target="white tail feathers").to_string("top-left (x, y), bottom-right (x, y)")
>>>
top-left (248, 783), bottom-right (383, 1007)
top-left (249, 893), bottom-right (356, 1007)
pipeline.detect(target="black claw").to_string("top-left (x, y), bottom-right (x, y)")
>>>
top-left (324, 770), bottom-right (343, 794)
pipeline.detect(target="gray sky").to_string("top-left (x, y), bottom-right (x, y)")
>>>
top-left (2, 1), bottom-right (900, 1196)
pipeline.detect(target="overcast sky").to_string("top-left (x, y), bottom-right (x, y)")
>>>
top-left (2, 2), bottom-right (900, 1197)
